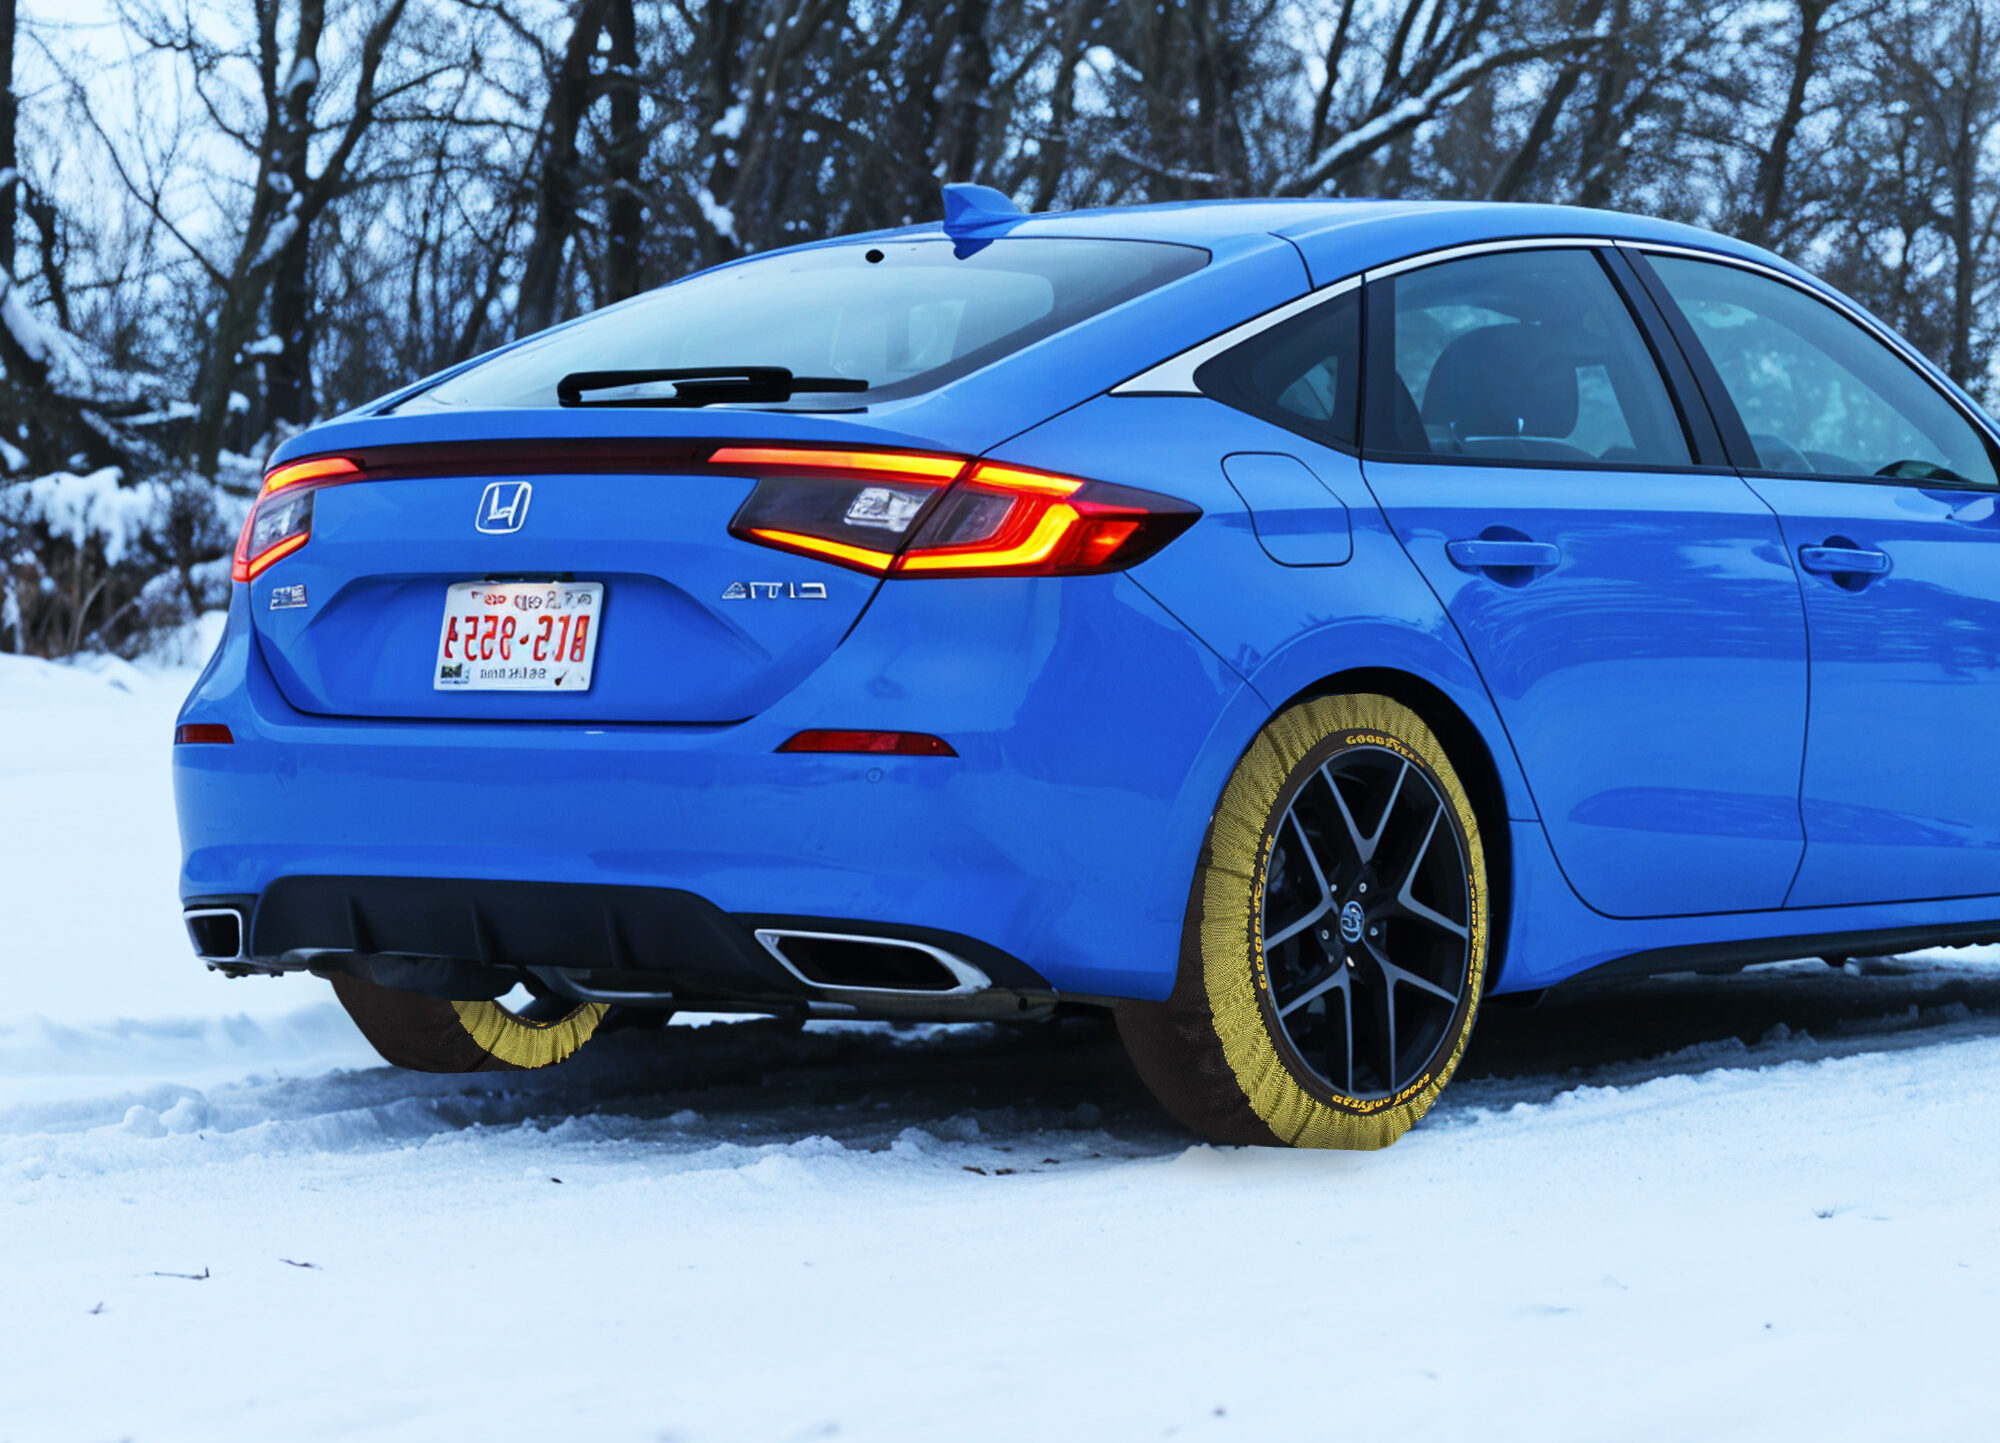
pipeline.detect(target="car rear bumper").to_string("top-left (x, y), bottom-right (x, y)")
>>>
top-left (173, 573), bottom-right (1253, 1001)
top-left (183, 874), bottom-right (1059, 1020)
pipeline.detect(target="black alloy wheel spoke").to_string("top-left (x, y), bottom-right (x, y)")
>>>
top-left (1264, 812), bottom-right (1336, 951)
top-left (1325, 758), bottom-right (1405, 872)
top-left (1391, 805), bottom-right (1472, 941)
top-left (1260, 746), bottom-right (1472, 1101)
top-left (1276, 963), bottom-right (1345, 1020)
top-left (1377, 951), bottom-right (1461, 1006)
top-left (1362, 954), bottom-right (1400, 1091)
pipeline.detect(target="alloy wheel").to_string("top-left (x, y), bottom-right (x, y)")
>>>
top-left (1261, 745), bottom-right (1474, 1099)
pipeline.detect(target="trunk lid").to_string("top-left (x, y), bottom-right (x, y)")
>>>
top-left (248, 420), bottom-right (924, 723)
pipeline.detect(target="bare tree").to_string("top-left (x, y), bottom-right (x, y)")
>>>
top-left (1276, 0), bottom-right (1606, 197)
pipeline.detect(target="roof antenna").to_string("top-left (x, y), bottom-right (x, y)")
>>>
top-left (941, 183), bottom-right (1023, 255)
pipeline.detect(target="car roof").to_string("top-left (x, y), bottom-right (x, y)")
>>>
top-left (878, 197), bottom-right (1803, 287)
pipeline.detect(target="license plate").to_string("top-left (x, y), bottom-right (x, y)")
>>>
top-left (434, 581), bottom-right (603, 691)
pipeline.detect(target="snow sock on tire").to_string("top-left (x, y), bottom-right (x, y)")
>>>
top-left (1118, 693), bottom-right (1488, 1149)
top-left (330, 973), bottom-right (606, 1073)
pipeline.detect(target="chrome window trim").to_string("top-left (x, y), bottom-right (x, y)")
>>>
top-left (1110, 275), bottom-right (1362, 395)
top-left (1112, 229), bottom-right (1996, 468)
top-left (1110, 237), bottom-right (1609, 397)
top-left (1363, 234), bottom-right (1611, 280)
top-left (1615, 239), bottom-right (2000, 452)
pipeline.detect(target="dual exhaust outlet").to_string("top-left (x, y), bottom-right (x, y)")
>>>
top-left (184, 905), bottom-right (989, 999)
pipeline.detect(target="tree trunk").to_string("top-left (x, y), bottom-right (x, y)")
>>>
top-left (515, 0), bottom-right (610, 338)
top-left (186, 0), bottom-right (329, 472)
top-left (264, 226), bottom-right (313, 431)
top-left (263, 17), bottom-right (321, 437)
top-left (937, 0), bottom-right (994, 183)
top-left (1, 0), bottom-right (16, 283)
top-left (1945, 10), bottom-right (1984, 387)
top-left (602, 0), bottom-right (642, 304)
top-left (1575, 0), bottom-right (1634, 210)
top-left (1745, 0), bottom-right (1832, 249)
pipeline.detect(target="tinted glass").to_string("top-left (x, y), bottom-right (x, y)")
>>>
top-left (1197, 287), bottom-right (1360, 448)
top-left (394, 238), bottom-right (1207, 413)
top-left (1649, 255), bottom-right (1997, 486)
top-left (1370, 249), bottom-right (1692, 466)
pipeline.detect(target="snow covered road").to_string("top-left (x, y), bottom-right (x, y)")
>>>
top-left (6, 652), bottom-right (2000, 1442)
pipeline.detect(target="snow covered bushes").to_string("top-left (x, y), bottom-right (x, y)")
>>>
top-left (0, 468), bottom-right (238, 658)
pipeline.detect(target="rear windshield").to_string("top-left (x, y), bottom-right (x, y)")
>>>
top-left (390, 237), bottom-right (1207, 413)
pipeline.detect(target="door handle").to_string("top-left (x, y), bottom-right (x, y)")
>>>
top-left (1798, 545), bottom-right (1890, 577)
top-left (1446, 539), bottom-right (1561, 573)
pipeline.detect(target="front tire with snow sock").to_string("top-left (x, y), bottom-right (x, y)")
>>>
top-left (330, 973), bottom-right (606, 1073)
top-left (1117, 693), bottom-right (1488, 1149)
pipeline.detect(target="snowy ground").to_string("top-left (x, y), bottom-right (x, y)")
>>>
top-left (6, 648), bottom-right (2000, 1441)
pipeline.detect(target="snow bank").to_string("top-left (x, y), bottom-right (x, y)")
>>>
top-left (4, 1020), bottom-right (2000, 1442)
top-left (7, 643), bottom-right (2000, 1440)
top-left (0, 647), bottom-right (318, 1027)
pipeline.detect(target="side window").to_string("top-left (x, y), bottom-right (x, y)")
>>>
top-left (1197, 286), bottom-right (1360, 450)
top-left (1365, 248), bottom-right (1693, 467)
top-left (1648, 255), bottom-right (1998, 487)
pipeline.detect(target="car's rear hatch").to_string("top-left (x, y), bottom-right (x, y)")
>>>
top-left (244, 224), bottom-right (1306, 723)
top-left (249, 427), bottom-right (902, 724)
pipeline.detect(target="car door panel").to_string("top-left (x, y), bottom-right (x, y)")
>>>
top-left (1637, 250), bottom-right (2000, 907)
top-left (1364, 464), bottom-right (1809, 916)
top-left (1746, 478), bottom-right (2000, 904)
top-left (1359, 246), bottom-right (1809, 919)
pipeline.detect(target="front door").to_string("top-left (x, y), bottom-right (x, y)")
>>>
top-left (1360, 246), bottom-right (1809, 918)
top-left (1642, 251), bottom-right (2000, 907)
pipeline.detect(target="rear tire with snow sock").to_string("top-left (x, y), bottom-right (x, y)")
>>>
top-left (329, 973), bottom-right (606, 1073)
top-left (1117, 694), bottom-right (1488, 1149)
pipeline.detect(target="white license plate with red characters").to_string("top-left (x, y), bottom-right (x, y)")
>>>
top-left (433, 581), bottom-right (603, 691)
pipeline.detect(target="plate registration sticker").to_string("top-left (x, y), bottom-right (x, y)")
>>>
top-left (434, 581), bottom-right (603, 691)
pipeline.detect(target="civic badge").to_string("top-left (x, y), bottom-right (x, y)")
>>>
top-left (721, 582), bottom-right (829, 600)
top-left (476, 480), bottom-right (532, 534)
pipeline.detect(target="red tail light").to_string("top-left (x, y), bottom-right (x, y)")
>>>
top-left (173, 723), bottom-right (235, 744)
top-left (716, 447), bottom-right (969, 574)
top-left (233, 456), bottom-right (363, 582)
top-left (719, 448), bottom-right (1197, 577)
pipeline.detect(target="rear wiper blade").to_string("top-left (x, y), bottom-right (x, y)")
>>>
top-left (556, 367), bottom-right (870, 408)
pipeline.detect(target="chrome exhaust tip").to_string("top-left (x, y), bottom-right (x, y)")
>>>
top-left (184, 906), bottom-right (247, 964)
top-left (753, 929), bottom-right (992, 997)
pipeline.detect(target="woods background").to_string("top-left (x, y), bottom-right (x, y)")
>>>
top-left (1, 0), bottom-right (1996, 656)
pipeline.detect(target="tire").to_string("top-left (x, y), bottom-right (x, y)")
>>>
top-left (1117, 693), bottom-right (1489, 1149)
top-left (330, 972), bottom-right (607, 1073)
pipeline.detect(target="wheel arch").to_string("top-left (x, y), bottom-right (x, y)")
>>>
top-left (1277, 666), bottom-right (1516, 995)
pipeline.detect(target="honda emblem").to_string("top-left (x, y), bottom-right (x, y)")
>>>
top-left (476, 481), bottom-right (532, 534)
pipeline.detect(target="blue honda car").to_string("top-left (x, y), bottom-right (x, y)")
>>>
top-left (173, 188), bottom-right (2000, 1148)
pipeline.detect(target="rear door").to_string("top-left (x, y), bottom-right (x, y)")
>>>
top-left (1358, 244), bottom-right (1810, 918)
top-left (1636, 250), bottom-right (2000, 908)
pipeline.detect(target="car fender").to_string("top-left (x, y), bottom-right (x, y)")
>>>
top-left (988, 395), bottom-right (1538, 829)
top-left (1235, 619), bottom-right (1535, 821)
